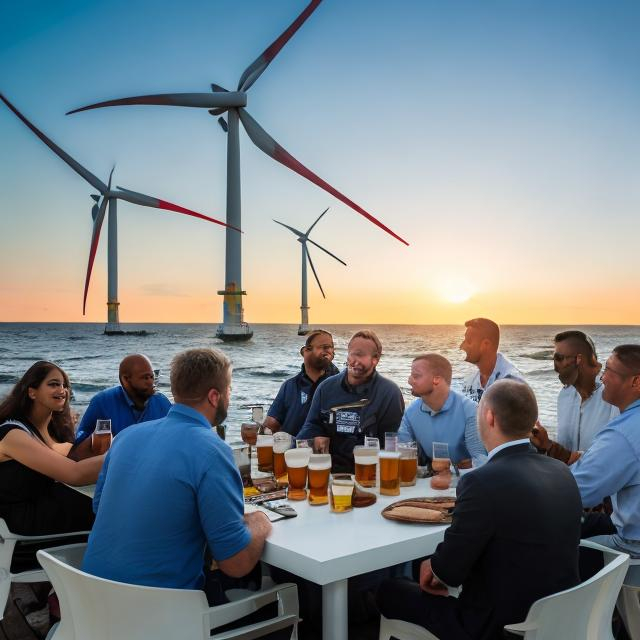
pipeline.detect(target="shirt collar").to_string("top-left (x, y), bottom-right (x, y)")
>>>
top-left (341, 368), bottom-right (377, 394)
top-left (488, 438), bottom-right (531, 459)
top-left (168, 403), bottom-right (214, 430)
top-left (622, 398), bottom-right (640, 414)
top-left (420, 390), bottom-right (454, 417)
top-left (121, 386), bottom-right (149, 410)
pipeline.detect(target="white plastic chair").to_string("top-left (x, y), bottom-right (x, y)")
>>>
top-left (616, 557), bottom-right (640, 640)
top-left (38, 543), bottom-right (299, 640)
top-left (0, 517), bottom-right (88, 620)
top-left (504, 540), bottom-right (629, 639)
top-left (379, 616), bottom-right (438, 640)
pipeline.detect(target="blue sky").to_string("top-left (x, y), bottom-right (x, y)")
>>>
top-left (1, 0), bottom-right (639, 324)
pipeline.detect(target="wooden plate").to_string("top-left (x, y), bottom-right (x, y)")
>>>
top-left (381, 497), bottom-right (455, 524)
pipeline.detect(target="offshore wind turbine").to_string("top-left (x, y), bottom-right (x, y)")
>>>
top-left (274, 207), bottom-right (346, 335)
top-left (1, 93), bottom-right (233, 334)
top-left (67, 0), bottom-right (408, 342)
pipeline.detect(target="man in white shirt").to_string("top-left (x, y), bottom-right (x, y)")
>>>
top-left (460, 317), bottom-right (524, 402)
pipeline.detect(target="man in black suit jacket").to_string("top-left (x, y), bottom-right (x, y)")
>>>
top-left (377, 380), bottom-right (582, 640)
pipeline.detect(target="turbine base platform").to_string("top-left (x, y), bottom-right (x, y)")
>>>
top-left (298, 324), bottom-right (310, 336)
top-left (104, 324), bottom-right (148, 337)
top-left (216, 323), bottom-right (253, 342)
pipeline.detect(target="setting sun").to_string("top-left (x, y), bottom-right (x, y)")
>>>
top-left (437, 278), bottom-right (476, 305)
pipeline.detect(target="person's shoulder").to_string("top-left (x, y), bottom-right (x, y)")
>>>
top-left (90, 385), bottom-right (122, 402)
top-left (316, 369), bottom-right (344, 392)
top-left (404, 397), bottom-right (423, 416)
top-left (451, 388), bottom-right (477, 411)
top-left (497, 353), bottom-right (524, 380)
top-left (151, 391), bottom-right (172, 407)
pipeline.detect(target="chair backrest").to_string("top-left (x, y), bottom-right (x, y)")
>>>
top-left (38, 543), bottom-right (212, 640)
top-left (0, 519), bottom-right (17, 620)
top-left (506, 541), bottom-right (629, 640)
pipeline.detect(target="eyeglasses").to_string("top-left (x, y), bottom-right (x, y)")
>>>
top-left (552, 353), bottom-right (577, 362)
top-left (311, 344), bottom-right (334, 351)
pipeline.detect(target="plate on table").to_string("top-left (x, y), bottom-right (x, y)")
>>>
top-left (381, 497), bottom-right (455, 524)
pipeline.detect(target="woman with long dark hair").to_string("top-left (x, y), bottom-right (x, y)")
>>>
top-left (0, 361), bottom-right (103, 535)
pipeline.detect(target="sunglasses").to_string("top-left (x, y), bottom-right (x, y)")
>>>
top-left (552, 353), bottom-right (578, 363)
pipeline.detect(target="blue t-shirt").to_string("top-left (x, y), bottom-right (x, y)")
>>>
top-left (82, 404), bottom-right (251, 590)
top-left (398, 389), bottom-right (487, 465)
top-left (74, 385), bottom-right (171, 444)
top-left (267, 363), bottom-right (339, 436)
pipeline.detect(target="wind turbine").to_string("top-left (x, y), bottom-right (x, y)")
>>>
top-left (274, 207), bottom-right (346, 336)
top-left (1, 93), bottom-right (234, 334)
top-left (67, 0), bottom-right (408, 342)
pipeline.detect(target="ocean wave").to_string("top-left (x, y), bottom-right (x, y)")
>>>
top-left (68, 336), bottom-right (88, 341)
top-left (59, 354), bottom-right (104, 362)
top-left (71, 382), bottom-right (109, 392)
top-left (248, 370), bottom-right (292, 378)
top-left (525, 368), bottom-right (554, 377)
top-left (522, 350), bottom-right (553, 361)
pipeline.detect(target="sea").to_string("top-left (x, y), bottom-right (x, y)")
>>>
top-left (1, 323), bottom-right (638, 441)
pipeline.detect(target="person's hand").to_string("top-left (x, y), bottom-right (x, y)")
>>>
top-left (530, 421), bottom-right (551, 452)
top-left (314, 436), bottom-right (330, 454)
top-left (419, 559), bottom-right (448, 597)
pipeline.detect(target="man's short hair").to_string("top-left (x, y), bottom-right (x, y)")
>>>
top-left (612, 344), bottom-right (640, 375)
top-left (304, 329), bottom-right (333, 349)
top-left (482, 379), bottom-right (538, 438)
top-left (554, 330), bottom-right (598, 364)
top-left (349, 330), bottom-right (382, 357)
top-left (170, 348), bottom-right (231, 404)
top-left (413, 353), bottom-right (452, 385)
top-left (465, 318), bottom-right (500, 348)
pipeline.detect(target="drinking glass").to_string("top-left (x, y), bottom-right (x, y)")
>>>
top-left (92, 419), bottom-right (112, 455)
top-left (431, 441), bottom-right (452, 489)
top-left (364, 436), bottom-right (380, 449)
top-left (379, 450), bottom-right (401, 496)
top-left (296, 438), bottom-right (314, 449)
top-left (384, 432), bottom-right (399, 452)
top-left (307, 453), bottom-right (331, 505)
top-left (353, 444), bottom-right (379, 488)
top-left (241, 423), bottom-right (259, 446)
top-left (285, 448), bottom-right (311, 500)
top-left (251, 406), bottom-right (264, 423)
top-left (398, 441), bottom-right (418, 487)
top-left (256, 434), bottom-right (274, 473)
top-left (330, 474), bottom-right (355, 513)
top-left (273, 432), bottom-right (293, 485)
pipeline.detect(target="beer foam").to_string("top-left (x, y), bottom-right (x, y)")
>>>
top-left (379, 451), bottom-right (401, 459)
top-left (284, 448), bottom-right (311, 468)
top-left (308, 454), bottom-right (331, 470)
top-left (354, 454), bottom-right (378, 465)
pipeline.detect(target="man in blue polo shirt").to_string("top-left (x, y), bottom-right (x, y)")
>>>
top-left (73, 354), bottom-right (171, 450)
top-left (83, 348), bottom-right (273, 604)
top-left (263, 329), bottom-right (339, 436)
top-left (399, 353), bottom-right (486, 467)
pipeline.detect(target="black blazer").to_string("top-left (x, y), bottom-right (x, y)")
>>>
top-left (431, 443), bottom-right (582, 640)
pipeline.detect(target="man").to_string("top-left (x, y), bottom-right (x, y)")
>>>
top-left (82, 348), bottom-right (273, 605)
top-left (460, 317), bottom-right (524, 402)
top-left (263, 329), bottom-right (339, 436)
top-left (531, 330), bottom-right (618, 463)
top-left (571, 344), bottom-right (640, 557)
top-left (74, 353), bottom-right (171, 444)
top-left (297, 330), bottom-right (404, 472)
top-left (377, 380), bottom-right (582, 640)
top-left (398, 354), bottom-right (486, 468)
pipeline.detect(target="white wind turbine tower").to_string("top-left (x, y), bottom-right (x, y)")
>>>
top-left (67, 0), bottom-right (407, 342)
top-left (274, 207), bottom-right (346, 335)
top-left (1, 93), bottom-right (234, 334)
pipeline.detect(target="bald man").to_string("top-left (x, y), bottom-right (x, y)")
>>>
top-left (74, 354), bottom-right (171, 447)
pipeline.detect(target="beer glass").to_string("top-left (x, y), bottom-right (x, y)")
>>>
top-left (256, 434), bottom-right (274, 473)
top-left (308, 453), bottom-right (331, 505)
top-left (398, 442), bottom-right (418, 487)
top-left (92, 419), bottom-right (112, 455)
top-left (240, 423), bottom-right (258, 446)
top-left (285, 447), bottom-right (311, 500)
top-left (384, 432), bottom-right (398, 452)
top-left (273, 432), bottom-right (292, 485)
top-left (296, 438), bottom-right (313, 449)
top-left (353, 445), bottom-right (379, 488)
top-left (330, 474), bottom-right (355, 513)
top-left (379, 450), bottom-right (401, 496)
top-left (251, 406), bottom-right (264, 424)
top-left (364, 436), bottom-right (380, 449)
top-left (431, 442), bottom-right (452, 490)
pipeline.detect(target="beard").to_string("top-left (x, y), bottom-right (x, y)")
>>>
top-left (214, 402), bottom-right (228, 426)
top-left (557, 364), bottom-right (579, 386)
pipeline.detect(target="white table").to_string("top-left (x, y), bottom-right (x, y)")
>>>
top-left (261, 479), bottom-right (455, 640)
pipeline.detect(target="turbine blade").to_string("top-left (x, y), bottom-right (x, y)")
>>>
top-left (1, 93), bottom-right (107, 193)
top-left (218, 116), bottom-right (228, 132)
top-left (306, 237), bottom-right (346, 266)
top-left (83, 196), bottom-right (109, 315)
top-left (67, 92), bottom-right (246, 115)
top-left (306, 248), bottom-right (326, 299)
top-left (237, 0), bottom-right (322, 92)
top-left (305, 206), bottom-right (329, 236)
top-left (238, 109), bottom-right (408, 246)
top-left (115, 186), bottom-right (239, 232)
top-left (273, 219), bottom-right (305, 238)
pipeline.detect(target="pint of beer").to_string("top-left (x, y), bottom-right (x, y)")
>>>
top-left (284, 448), bottom-right (310, 500)
top-left (256, 434), bottom-right (274, 473)
top-left (353, 445), bottom-right (378, 488)
top-left (273, 432), bottom-right (292, 485)
top-left (330, 474), bottom-right (355, 513)
top-left (398, 442), bottom-right (418, 487)
top-left (379, 451), bottom-right (401, 496)
top-left (92, 419), bottom-right (112, 455)
top-left (308, 453), bottom-right (331, 505)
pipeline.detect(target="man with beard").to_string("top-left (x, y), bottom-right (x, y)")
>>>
top-left (74, 353), bottom-right (171, 447)
top-left (530, 331), bottom-right (618, 463)
top-left (263, 330), bottom-right (339, 436)
top-left (83, 348), bottom-right (275, 614)
top-left (297, 330), bottom-right (404, 473)
top-left (460, 318), bottom-right (524, 402)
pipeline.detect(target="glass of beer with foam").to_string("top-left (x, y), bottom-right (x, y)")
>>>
top-left (308, 453), bottom-right (331, 505)
top-left (256, 434), bottom-right (274, 473)
top-left (353, 445), bottom-right (379, 488)
top-left (398, 441), bottom-right (418, 487)
top-left (285, 447), bottom-right (311, 500)
top-left (330, 474), bottom-right (355, 513)
top-left (379, 450), bottom-right (401, 496)
top-left (273, 432), bottom-right (292, 485)
top-left (92, 419), bottom-right (112, 455)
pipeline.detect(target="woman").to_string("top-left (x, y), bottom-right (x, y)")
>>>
top-left (0, 361), bottom-right (103, 536)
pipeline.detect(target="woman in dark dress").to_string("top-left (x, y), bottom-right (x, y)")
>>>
top-left (0, 361), bottom-right (104, 535)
